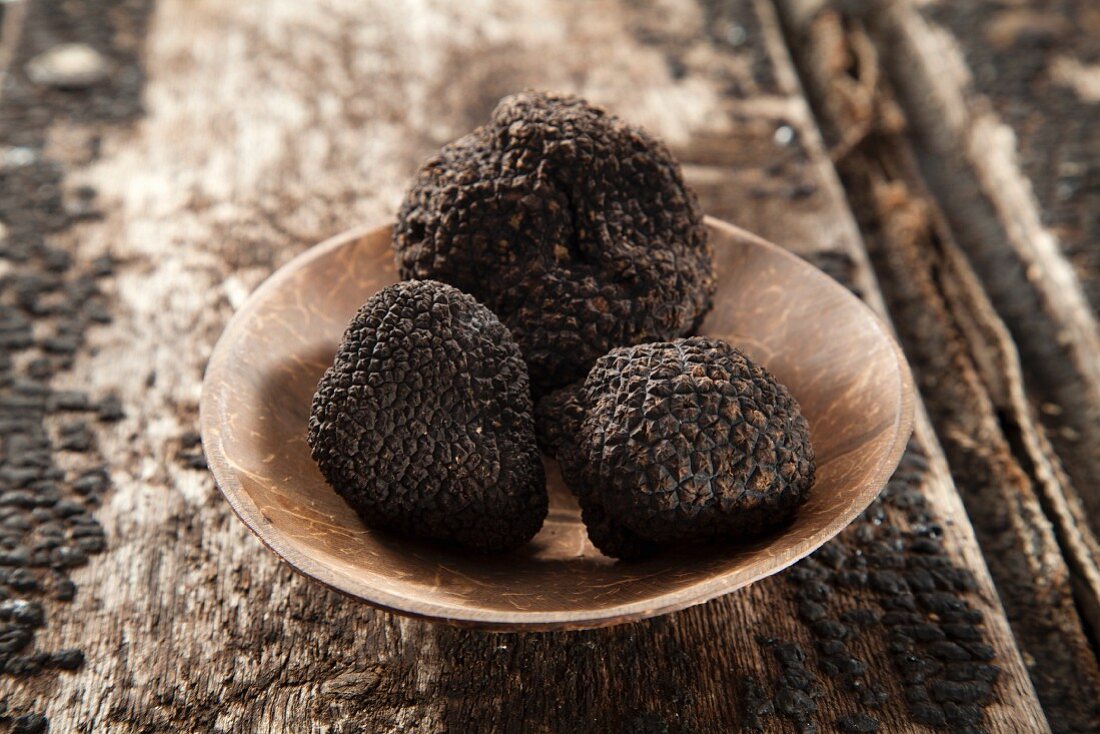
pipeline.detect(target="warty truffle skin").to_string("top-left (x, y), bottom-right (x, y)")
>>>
top-left (393, 90), bottom-right (716, 395)
top-left (308, 279), bottom-right (547, 552)
top-left (538, 337), bottom-right (814, 559)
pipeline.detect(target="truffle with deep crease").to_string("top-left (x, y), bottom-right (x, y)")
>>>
top-left (308, 279), bottom-right (547, 552)
top-left (393, 90), bottom-right (715, 395)
top-left (538, 337), bottom-right (814, 559)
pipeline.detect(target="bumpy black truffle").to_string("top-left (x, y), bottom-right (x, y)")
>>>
top-left (538, 337), bottom-right (814, 559)
top-left (308, 279), bottom-right (547, 552)
top-left (393, 90), bottom-right (715, 395)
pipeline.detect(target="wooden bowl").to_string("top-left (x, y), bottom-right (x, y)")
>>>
top-left (200, 218), bottom-right (914, 630)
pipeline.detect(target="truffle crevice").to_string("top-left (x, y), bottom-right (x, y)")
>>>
top-left (393, 90), bottom-right (716, 395)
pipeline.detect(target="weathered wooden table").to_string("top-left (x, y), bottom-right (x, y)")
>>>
top-left (3, 1), bottom-right (1099, 732)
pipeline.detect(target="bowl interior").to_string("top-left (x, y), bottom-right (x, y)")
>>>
top-left (201, 219), bottom-right (913, 629)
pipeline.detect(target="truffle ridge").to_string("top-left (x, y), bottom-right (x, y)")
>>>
top-left (308, 279), bottom-right (547, 552)
top-left (393, 90), bottom-right (716, 395)
top-left (538, 337), bottom-right (814, 559)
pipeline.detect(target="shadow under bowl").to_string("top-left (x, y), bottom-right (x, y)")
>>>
top-left (200, 217), bottom-right (915, 630)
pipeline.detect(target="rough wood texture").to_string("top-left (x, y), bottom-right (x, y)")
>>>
top-left (861, 0), bottom-right (1100, 560)
top-left (0, 0), bottom-right (1055, 731)
top-left (776, 4), bottom-right (1100, 730)
top-left (201, 220), bottom-right (913, 629)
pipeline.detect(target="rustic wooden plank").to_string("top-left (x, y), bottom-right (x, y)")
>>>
top-left (2, 0), bottom-right (1047, 731)
top-left (776, 4), bottom-right (1100, 730)
top-left (858, 0), bottom-right (1100, 568)
top-left (909, 0), bottom-right (1100, 311)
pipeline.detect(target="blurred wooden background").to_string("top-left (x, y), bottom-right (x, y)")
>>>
top-left (1, 0), bottom-right (1098, 731)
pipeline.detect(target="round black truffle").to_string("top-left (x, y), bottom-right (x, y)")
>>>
top-left (393, 90), bottom-right (715, 395)
top-left (308, 279), bottom-right (548, 552)
top-left (539, 337), bottom-right (814, 559)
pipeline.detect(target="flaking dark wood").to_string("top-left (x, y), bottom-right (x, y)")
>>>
top-left (776, 4), bottom-right (1100, 729)
top-left (862, 0), bottom-right (1100, 563)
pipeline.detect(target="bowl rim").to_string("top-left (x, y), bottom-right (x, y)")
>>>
top-left (199, 216), bottom-right (916, 630)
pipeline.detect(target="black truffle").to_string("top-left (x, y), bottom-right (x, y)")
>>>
top-left (538, 337), bottom-right (814, 559)
top-left (308, 279), bottom-right (547, 552)
top-left (393, 90), bottom-right (715, 395)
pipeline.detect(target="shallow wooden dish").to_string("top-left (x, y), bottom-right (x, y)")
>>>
top-left (200, 218), bottom-right (914, 630)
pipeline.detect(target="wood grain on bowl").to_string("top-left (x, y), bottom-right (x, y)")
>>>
top-left (200, 218), bottom-right (915, 630)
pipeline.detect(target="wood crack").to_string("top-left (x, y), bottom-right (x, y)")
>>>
top-left (774, 3), bottom-right (1100, 730)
